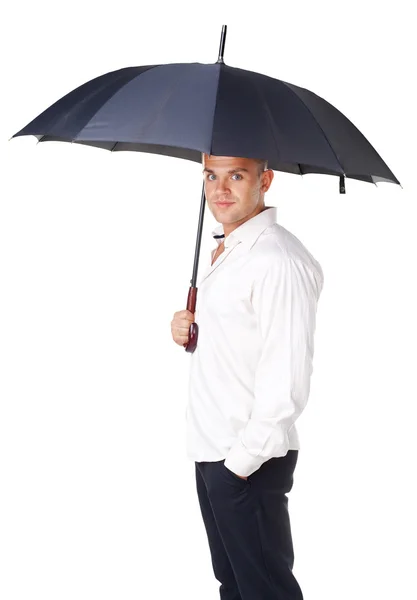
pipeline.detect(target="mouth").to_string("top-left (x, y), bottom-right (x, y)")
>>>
top-left (215, 202), bottom-right (235, 207)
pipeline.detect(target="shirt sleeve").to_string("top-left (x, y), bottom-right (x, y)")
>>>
top-left (224, 254), bottom-right (323, 477)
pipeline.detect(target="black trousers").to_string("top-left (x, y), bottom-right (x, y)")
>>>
top-left (195, 450), bottom-right (303, 600)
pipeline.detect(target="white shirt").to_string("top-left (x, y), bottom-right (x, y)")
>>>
top-left (185, 206), bottom-right (324, 477)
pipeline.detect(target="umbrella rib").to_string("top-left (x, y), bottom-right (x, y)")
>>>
top-left (251, 78), bottom-right (282, 165)
top-left (209, 64), bottom-right (223, 156)
top-left (280, 81), bottom-right (345, 175)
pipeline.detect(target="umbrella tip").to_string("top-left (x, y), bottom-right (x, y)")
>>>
top-left (216, 24), bottom-right (227, 64)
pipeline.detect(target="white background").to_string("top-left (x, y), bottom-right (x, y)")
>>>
top-left (1, 2), bottom-right (416, 599)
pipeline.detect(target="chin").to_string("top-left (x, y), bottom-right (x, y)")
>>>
top-left (210, 204), bottom-right (240, 222)
top-left (216, 214), bottom-right (236, 223)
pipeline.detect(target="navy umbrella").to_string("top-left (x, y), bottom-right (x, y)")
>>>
top-left (10, 25), bottom-right (400, 353)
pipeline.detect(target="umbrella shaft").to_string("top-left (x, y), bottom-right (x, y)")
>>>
top-left (190, 181), bottom-right (206, 288)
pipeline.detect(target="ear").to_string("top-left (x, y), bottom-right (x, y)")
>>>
top-left (261, 169), bottom-right (274, 192)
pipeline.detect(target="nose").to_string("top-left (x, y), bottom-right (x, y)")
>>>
top-left (214, 177), bottom-right (231, 195)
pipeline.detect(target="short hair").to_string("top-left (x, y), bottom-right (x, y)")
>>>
top-left (201, 153), bottom-right (268, 176)
top-left (254, 158), bottom-right (268, 176)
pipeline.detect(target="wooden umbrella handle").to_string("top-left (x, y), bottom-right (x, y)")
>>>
top-left (184, 286), bottom-right (199, 353)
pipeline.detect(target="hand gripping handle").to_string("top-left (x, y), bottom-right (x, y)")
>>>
top-left (184, 286), bottom-right (198, 353)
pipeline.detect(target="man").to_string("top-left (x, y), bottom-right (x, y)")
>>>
top-left (171, 153), bottom-right (324, 599)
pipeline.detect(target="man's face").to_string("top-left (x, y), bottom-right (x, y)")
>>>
top-left (202, 154), bottom-right (273, 229)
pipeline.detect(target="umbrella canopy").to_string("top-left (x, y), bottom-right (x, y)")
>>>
top-left (9, 25), bottom-right (401, 353)
top-left (11, 61), bottom-right (400, 190)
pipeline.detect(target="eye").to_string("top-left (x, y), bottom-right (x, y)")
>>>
top-left (205, 173), bottom-right (242, 181)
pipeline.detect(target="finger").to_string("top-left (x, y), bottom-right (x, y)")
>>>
top-left (173, 319), bottom-right (194, 329)
top-left (172, 325), bottom-right (192, 338)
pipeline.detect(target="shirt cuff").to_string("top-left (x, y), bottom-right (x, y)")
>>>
top-left (224, 438), bottom-right (268, 477)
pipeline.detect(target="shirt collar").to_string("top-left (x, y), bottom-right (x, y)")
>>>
top-left (211, 206), bottom-right (277, 249)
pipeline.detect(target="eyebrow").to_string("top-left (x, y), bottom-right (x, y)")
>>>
top-left (202, 167), bottom-right (250, 174)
